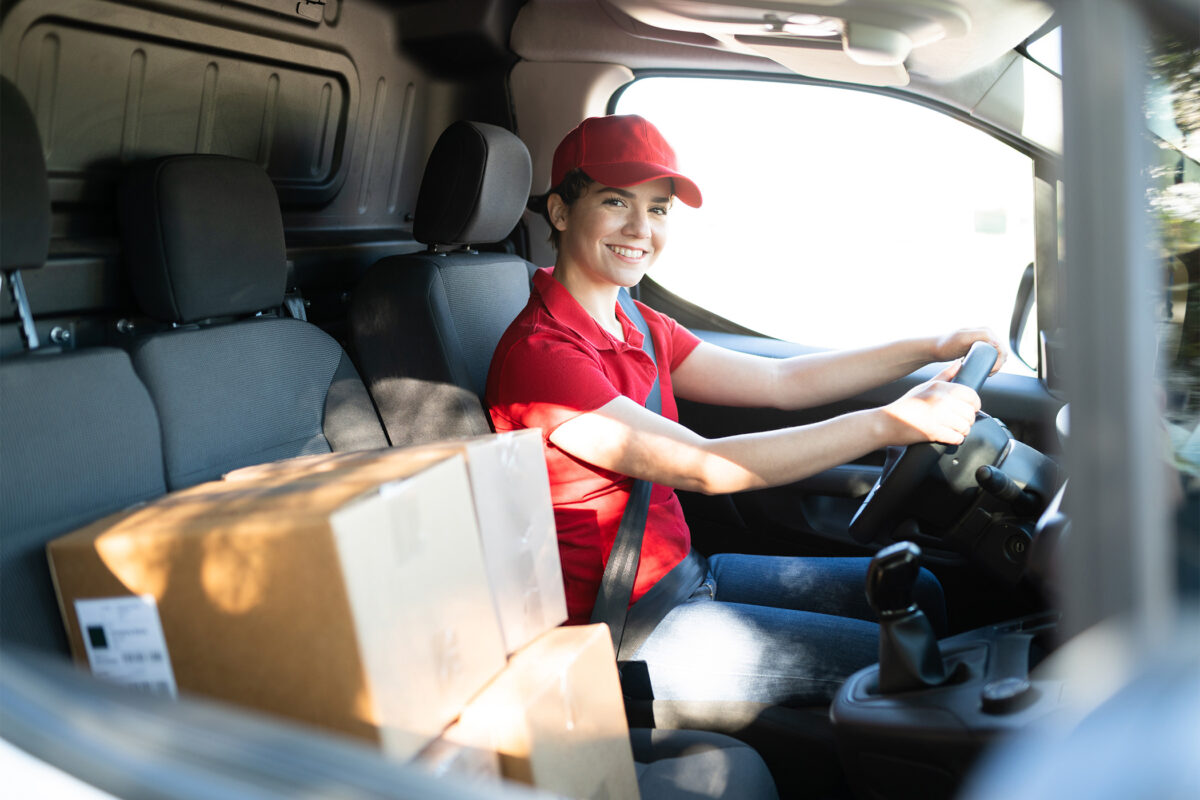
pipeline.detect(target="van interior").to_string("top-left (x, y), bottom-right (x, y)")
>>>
top-left (2, 1), bottom-right (1197, 798)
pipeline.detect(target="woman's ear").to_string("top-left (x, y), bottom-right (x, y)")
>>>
top-left (547, 193), bottom-right (569, 232)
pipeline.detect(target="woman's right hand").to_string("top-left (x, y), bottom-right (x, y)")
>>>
top-left (880, 363), bottom-right (982, 446)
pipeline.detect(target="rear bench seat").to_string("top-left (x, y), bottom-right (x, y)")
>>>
top-left (2, 111), bottom-right (389, 650)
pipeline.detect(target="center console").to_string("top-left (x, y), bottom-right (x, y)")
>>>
top-left (830, 542), bottom-right (1064, 800)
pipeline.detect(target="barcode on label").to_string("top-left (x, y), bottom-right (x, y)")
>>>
top-left (128, 681), bottom-right (173, 695)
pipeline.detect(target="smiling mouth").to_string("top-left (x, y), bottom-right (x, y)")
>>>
top-left (607, 245), bottom-right (650, 259)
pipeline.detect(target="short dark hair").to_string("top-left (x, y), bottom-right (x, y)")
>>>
top-left (528, 168), bottom-right (594, 250)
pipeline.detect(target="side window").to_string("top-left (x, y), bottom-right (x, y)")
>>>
top-left (616, 77), bottom-right (1038, 374)
top-left (1146, 42), bottom-right (1200, 451)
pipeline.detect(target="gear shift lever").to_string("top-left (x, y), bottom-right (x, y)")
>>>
top-left (867, 541), bottom-right (947, 694)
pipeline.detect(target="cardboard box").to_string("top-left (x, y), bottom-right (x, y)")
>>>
top-left (445, 625), bottom-right (641, 800)
top-left (414, 735), bottom-right (503, 785)
top-left (411, 432), bottom-right (567, 653)
top-left (227, 432), bottom-right (568, 654)
top-left (48, 451), bottom-right (508, 761)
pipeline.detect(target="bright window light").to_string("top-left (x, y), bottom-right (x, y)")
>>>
top-left (616, 77), bottom-right (1039, 374)
top-left (1026, 26), bottom-right (1062, 75)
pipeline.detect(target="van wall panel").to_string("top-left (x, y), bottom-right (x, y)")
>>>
top-left (0, 0), bottom-right (512, 323)
top-left (8, 4), bottom-right (356, 204)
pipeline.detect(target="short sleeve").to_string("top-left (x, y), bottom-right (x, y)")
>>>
top-left (634, 301), bottom-right (701, 371)
top-left (489, 332), bottom-right (620, 438)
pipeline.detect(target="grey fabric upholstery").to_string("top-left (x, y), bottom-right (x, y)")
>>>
top-left (117, 155), bottom-right (288, 323)
top-left (349, 120), bottom-right (538, 446)
top-left (119, 156), bottom-right (387, 489)
top-left (323, 353), bottom-right (393, 454)
top-left (0, 78), bottom-right (50, 272)
top-left (413, 120), bottom-right (532, 247)
top-left (0, 350), bottom-right (167, 653)
top-left (631, 729), bottom-right (779, 800)
top-left (131, 317), bottom-right (384, 490)
top-left (0, 79), bottom-right (167, 655)
top-left (350, 252), bottom-right (533, 446)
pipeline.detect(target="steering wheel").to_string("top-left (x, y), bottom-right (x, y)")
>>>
top-left (847, 342), bottom-right (999, 544)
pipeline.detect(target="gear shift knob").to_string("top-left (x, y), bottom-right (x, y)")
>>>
top-left (866, 540), bottom-right (922, 618)
top-left (867, 541), bottom-right (947, 694)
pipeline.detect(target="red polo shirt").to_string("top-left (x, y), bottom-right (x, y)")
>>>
top-left (486, 268), bottom-right (701, 624)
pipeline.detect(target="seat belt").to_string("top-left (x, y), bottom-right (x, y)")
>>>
top-left (617, 288), bottom-right (661, 413)
top-left (590, 288), bottom-right (661, 656)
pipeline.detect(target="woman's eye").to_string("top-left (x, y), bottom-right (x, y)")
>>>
top-left (602, 197), bottom-right (626, 207)
top-left (651, 206), bottom-right (668, 216)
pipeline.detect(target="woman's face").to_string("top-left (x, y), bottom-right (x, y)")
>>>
top-left (550, 177), bottom-right (673, 289)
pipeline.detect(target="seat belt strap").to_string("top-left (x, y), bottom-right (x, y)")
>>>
top-left (619, 289), bottom-right (660, 414)
top-left (591, 288), bottom-right (661, 656)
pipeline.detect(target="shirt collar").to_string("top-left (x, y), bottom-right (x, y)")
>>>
top-left (532, 267), bottom-right (645, 352)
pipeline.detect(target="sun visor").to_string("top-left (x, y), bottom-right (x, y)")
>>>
top-left (736, 36), bottom-right (909, 87)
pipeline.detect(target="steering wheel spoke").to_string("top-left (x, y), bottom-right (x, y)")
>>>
top-left (848, 343), bottom-right (998, 544)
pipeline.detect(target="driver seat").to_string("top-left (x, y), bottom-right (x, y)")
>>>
top-left (349, 121), bottom-right (536, 447)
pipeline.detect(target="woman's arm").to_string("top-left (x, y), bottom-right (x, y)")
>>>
top-left (549, 364), bottom-right (981, 495)
top-left (671, 328), bottom-right (1005, 411)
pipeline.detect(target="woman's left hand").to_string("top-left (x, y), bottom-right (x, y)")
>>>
top-left (932, 328), bottom-right (1007, 375)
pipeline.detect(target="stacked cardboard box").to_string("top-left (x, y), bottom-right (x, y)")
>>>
top-left (50, 435), bottom-right (642, 798)
top-left (48, 449), bottom-right (507, 760)
top-left (443, 624), bottom-right (641, 800)
top-left (226, 430), bottom-right (568, 653)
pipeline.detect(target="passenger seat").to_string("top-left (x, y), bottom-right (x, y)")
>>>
top-left (0, 77), bottom-right (167, 654)
top-left (116, 155), bottom-right (388, 490)
top-left (350, 120), bottom-right (780, 800)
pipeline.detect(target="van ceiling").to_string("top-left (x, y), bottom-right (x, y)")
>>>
top-left (512, 0), bottom-right (1055, 86)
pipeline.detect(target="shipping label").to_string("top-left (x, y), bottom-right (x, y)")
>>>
top-left (74, 595), bottom-right (178, 698)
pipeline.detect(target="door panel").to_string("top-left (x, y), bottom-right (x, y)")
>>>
top-left (675, 329), bottom-right (1064, 561)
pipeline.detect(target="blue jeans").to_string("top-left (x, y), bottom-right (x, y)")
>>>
top-left (629, 554), bottom-right (946, 706)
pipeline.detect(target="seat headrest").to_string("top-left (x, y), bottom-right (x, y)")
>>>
top-left (118, 155), bottom-right (287, 324)
top-left (414, 121), bottom-right (532, 248)
top-left (0, 78), bottom-right (50, 272)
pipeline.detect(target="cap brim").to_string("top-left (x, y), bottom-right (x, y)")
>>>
top-left (583, 162), bottom-right (703, 208)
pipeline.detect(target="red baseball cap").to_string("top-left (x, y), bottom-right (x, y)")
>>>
top-left (550, 115), bottom-right (703, 208)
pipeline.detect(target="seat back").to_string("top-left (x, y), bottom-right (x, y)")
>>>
top-left (0, 78), bottom-right (168, 653)
top-left (349, 121), bottom-right (535, 446)
top-left (0, 351), bottom-right (167, 653)
top-left (118, 155), bottom-right (387, 490)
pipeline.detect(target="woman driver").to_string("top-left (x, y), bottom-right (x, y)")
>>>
top-left (485, 114), bottom-right (1004, 705)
